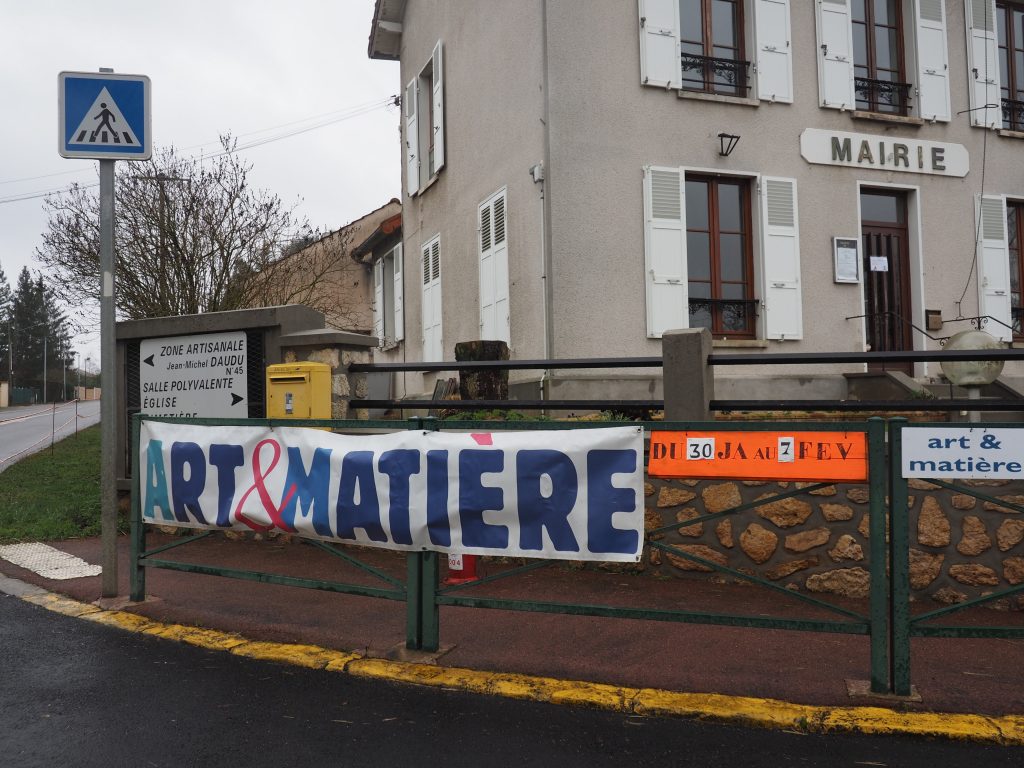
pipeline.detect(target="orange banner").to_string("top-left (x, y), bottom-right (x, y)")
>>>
top-left (648, 430), bottom-right (869, 482)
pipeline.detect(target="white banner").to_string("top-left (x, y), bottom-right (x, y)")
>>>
top-left (140, 422), bottom-right (645, 562)
top-left (902, 427), bottom-right (1024, 479)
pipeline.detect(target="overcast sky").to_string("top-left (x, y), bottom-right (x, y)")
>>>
top-left (0, 0), bottom-right (400, 359)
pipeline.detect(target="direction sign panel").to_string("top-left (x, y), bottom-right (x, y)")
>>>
top-left (59, 71), bottom-right (151, 160)
top-left (139, 332), bottom-right (248, 417)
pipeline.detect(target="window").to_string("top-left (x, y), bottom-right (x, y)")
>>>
top-left (998, 1), bottom-right (1024, 130)
top-left (479, 188), bottom-right (510, 343)
top-left (421, 235), bottom-right (443, 361)
top-left (643, 167), bottom-right (802, 340)
top-left (1008, 201), bottom-right (1024, 335)
top-left (639, 0), bottom-right (793, 103)
top-left (852, 0), bottom-right (909, 114)
top-left (679, 0), bottom-right (747, 95)
top-left (405, 41), bottom-right (445, 196)
top-left (373, 243), bottom-right (404, 348)
top-left (966, 0), bottom-right (1024, 131)
top-left (817, 0), bottom-right (950, 121)
top-left (685, 176), bottom-right (756, 335)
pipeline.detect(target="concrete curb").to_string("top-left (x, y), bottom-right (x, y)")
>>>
top-left (4, 577), bottom-right (1023, 745)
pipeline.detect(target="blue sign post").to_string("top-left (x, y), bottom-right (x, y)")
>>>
top-left (59, 69), bottom-right (152, 598)
top-left (59, 71), bottom-right (151, 160)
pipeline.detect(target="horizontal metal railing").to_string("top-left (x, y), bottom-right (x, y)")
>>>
top-left (352, 348), bottom-right (1024, 414)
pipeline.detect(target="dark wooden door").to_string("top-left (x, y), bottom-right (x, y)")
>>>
top-left (861, 191), bottom-right (912, 374)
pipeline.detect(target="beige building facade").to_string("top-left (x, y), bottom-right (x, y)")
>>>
top-left (370, 0), bottom-right (1024, 401)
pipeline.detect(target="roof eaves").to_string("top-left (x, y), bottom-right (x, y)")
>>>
top-left (368, 0), bottom-right (407, 61)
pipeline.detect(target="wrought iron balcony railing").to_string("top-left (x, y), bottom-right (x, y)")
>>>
top-left (680, 53), bottom-right (750, 97)
top-left (688, 297), bottom-right (758, 335)
top-left (1002, 98), bottom-right (1024, 132)
top-left (854, 77), bottom-right (911, 116)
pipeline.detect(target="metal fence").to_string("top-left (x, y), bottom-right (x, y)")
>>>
top-left (129, 345), bottom-right (1024, 698)
top-left (127, 413), bottom-right (1004, 696)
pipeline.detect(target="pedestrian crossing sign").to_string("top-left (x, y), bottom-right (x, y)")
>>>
top-left (59, 71), bottom-right (151, 160)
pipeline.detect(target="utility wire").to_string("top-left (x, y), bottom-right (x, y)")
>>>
top-left (0, 95), bottom-right (397, 205)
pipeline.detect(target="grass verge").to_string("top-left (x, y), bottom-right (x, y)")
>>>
top-left (0, 425), bottom-right (106, 544)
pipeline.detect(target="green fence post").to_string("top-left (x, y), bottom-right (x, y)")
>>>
top-left (129, 415), bottom-right (146, 602)
top-left (406, 552), bottom-right (424, 649)
top-left (888, 418), bottom-right (912, 696)
top-left (420, 551), bottom-right (440, 652)
top-left (867, 417), bottom-right (889, 693)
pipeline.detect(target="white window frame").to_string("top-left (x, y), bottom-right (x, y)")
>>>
top-left (405, 40), bottom-right (445, 196)
top-left (638, 0), bottom-right (794, 103)
top-left (814, 0), bottom-right (951, 122)
top-left (642, 165), bottom-right (803, 341)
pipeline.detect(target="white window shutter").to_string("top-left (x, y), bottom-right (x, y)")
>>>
top-left (422, 237), bottom-right (443, 361)
top-left (393, 243), bottom-right (405, 342)
top-left (760, 177), bottom-right (803, 340)
top-left (478, 190), bottom-right (510, 344)
top-left (914, 0), bottom-right (950, 121)
top-left (754, 0), bottom-right (793, 103)
top-left (492, 193), bottom-right (510, 344)
top-left (432, 41), bottom-right (445, 172)
top-left (816, 0), bottom-right (856, 110)
top-left (639, 0), bottom-right (681, 89)
top-left (373, 260), bottom-right (385, 344)
top-left (966, 0), bottom-right (1001, 128)
top-left (479, 200), bottom-right (496, 338)
top-left (643, 166), bottom-right (688, 338)
top-left (405, 78), bottom-right (420, 196)
top-left (976, 195), bottom-right (1013, 341)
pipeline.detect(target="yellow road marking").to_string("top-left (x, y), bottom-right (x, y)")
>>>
top-left (15, 586), bottom-right (1024, 745)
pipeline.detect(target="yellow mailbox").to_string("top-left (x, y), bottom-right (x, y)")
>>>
top-left (266, 362), bottom-right (332, 420)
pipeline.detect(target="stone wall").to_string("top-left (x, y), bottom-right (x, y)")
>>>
top-left (643, 475), bottom-right (1024, 610)
top-left (278, 328), bottom-right (376, 420)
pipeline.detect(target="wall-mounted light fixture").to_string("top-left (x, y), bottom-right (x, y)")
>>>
top-left (718, 133), bottom-right (740, 157)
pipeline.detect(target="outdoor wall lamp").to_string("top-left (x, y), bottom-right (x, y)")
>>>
top-left (718, 133), bottom-right (740, 157)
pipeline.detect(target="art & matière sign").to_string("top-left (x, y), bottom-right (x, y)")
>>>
top-left (649, 431), bottom-right (868, 482)
top-left (902, 427), bottom-right (1024, 479)
top-left (139, 331), bottom-right (247, 417)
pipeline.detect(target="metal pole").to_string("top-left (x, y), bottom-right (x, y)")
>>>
top-left (100, 157), bottom-right (118, 597)
top-left (42, 332), bottom-right (47, 404)
top-left (967, 386), bottom-right (981, 424)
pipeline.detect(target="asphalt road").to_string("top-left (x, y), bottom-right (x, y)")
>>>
top-left (0, 401), bottom-right (101, 472)
top-left (1, 593), bottom-right (1020, 768)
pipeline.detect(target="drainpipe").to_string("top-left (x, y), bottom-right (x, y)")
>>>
top-left (540, 0), bottom-right (554, 402)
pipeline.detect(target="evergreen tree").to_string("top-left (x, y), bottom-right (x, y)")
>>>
top-left (40, 278), bottom-right (75, 399)
top-left (7, 267), bottom-right (76, 398)
top-left (0, 262), bottom-right (10, 382)
top-left (11, 268), bottom-right (44, 391)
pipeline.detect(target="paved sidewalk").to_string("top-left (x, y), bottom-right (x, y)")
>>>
top-left (1, 533), bottom-right (1022, 736)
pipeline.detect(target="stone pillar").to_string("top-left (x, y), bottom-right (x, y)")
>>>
top-left (278, 328), bottom-right (377, 419)
top-left (662, 328), bottom-right (714, 422)
top-left (455, 340), bottom-right (510, 401)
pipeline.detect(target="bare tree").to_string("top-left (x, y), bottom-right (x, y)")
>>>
top-left (36, 136), bottom-right (343, 321)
